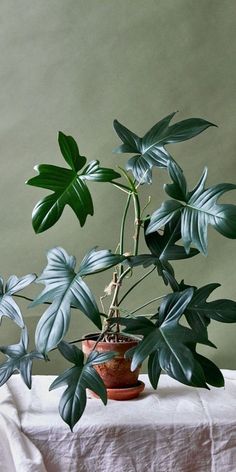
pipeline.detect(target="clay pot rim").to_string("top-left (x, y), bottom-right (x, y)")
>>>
top-left (82, 332), bottom-right (140, 347)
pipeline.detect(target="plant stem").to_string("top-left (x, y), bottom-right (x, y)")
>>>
top-left (107, 170), bottom-right (142, 322)
top-left (130, 295), bottom-right (166, 314)
top-left (119, 193), bottom-right (132, 276)
top-left (14, 293), bottom-right (79, 310)
top-left (49, 335), bottom-right (99, 353)
top-left (14, 294), bottom-right (50, 304)
top-left (112, 184), bottom-right (130, 194)
top-left (118, 266), bottom-right (156, 306)
top-left (132, 191), bottom-right (141, 256)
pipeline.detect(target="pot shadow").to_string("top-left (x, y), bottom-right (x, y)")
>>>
top-left (134, 385), bottom-right (195, 401)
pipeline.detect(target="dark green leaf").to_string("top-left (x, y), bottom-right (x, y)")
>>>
top-left (158, 343), bottom-right (207, 388)
top-left (119, 316), bottom-right (154, 336)
top-left (165, 162), bottom-right (187, 201)
top-left (28, 166), bottom-right (94, 233)
top-left (194, 353), bottom-right (224, 387)
top-left (58, 132), bottom-right (86, 172)
top-left (81, 160), bottom-right (121, 182)
top-left (186, 283), bottom-right (236, 325)
top-left (122, 290), bottom-right (212, 388)
top-left (158, 289), bottom-right (194, 326)
top-left (128, 218), bottom-right (198, 286)
top-left (27, 134), bottom-right (120, 233)
top-left (148, 351), bottom-right (161, 389)
top-left (58, 340), bottom-right (84, 365)
top-left (50, 344), bottom-right (115, 430)
top-left (162, 271), bottom-right (180, 291)
top-left (113, 120), bottom-right (141, 153)
top-left (130, 330), bottom-right (159, 370)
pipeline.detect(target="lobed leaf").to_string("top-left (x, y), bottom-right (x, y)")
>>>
top-left (113, 113), bottom-right (216, 184)
top-left (147, 163), bottom-right (236, 255)
top-left (0, 328), bottom-right (44, 389)
top-left (50, 344), bottom-right (116, 430)
top-left (27, 133), bottom-right (120, 233)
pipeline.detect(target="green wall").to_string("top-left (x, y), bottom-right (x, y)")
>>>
top-left (0, 0), bottom-right (236, 373)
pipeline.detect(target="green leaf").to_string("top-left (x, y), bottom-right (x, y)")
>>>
top-left (50, 343), bottom-right (116, 430)
top-left (193, 353), bottom-right (224, 387)
top-left (121, 290), bottom-right (211, 388)
top-left (0, 328), bottom-right (44, 388)
top-left (33, 248), bottom-right (102, 354)
top-left (146, 200), bottom-right (184, 234)
top-left (30, 247), bottom-right (76, 306)
top-left (35, 276), bottom-right (101, 353)
top-left (148, 350), bottom-right (161, 389)
top-left (185, 283), bottom-right (236, 326)
top-left (58, 132), bottom-right (86, 172)
top-left (113, 121), bottom-right (142, 153)
top-left (58, 340), bottom-right (84, 364)
top-left (126, 155), bottom-right (152, 184)
top-left (78, 248), bottom-right (126, 276)
top-left (28, 166), bottom-right (94, 232)
top-left (0, 273), bottom-right (36, 328)
top-left (0, 296), bottom-right (24, 328)
top-left (120, 316), bottom-right (154, 336)
top-left (147, 164), bottom-right (236, 255)
top-left (113, 113), bottom-right (216, 184)
top-left (128, 218), bottom-right (199, 287)
top-left (164, 118), bottom-right (217, 144)
top-left (162, 271), bottom-right (180, 292)
top-left (164, 162), bottom-right (188, 201)
top-left (158, 343), bottom-right (208, 388)
top-left (26, 134), bottom-right (120, 233)
top-left (5, 274), bottom-right (36, 295)
top-left (158, 288), bottom-right (194, 326)
top-left (81, 160), bottom-right (120, 182)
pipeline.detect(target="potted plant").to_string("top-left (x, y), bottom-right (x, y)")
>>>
top-left (1, 111), bottom-right (236, 431)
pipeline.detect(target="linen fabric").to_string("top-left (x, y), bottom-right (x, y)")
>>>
top-left (0, 372), bottom-right (236, 472)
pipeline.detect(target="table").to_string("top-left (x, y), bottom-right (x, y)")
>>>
top-left (0, 371), bottom-right (236, 472)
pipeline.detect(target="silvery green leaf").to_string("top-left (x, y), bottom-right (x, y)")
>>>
top-left (0, 328), bottom-right (44, 389)
top-left (147, 165), bottom-right (236, 255)
top-left (78, 248), bottom-right (126, 276)
top-left (5, 274), bottom-right (36, 295)
top-left (0, 273), bottom-right (36, 327)
top-left (31, 247), bottom-right (76, 307)
top-left (35, 275), bottom-right (101, 354)
top-left (0, 295), bottom-right (24, 328)
top-left (113, 113), bottom-right (215, 184)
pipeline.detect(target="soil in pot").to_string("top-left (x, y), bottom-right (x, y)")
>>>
top-left (82, 333), bottom-right (145, 400)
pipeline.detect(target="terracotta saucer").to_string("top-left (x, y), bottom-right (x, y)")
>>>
top-left (88, 380), bottom-right (145, 401)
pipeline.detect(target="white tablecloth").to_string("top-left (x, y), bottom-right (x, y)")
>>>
top-left (0, 371), bottom-right (236, 472)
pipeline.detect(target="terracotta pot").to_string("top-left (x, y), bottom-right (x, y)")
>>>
top-left (82, 335), bottom-right (144, 400)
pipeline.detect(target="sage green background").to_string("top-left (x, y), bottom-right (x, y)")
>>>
top-left (0, 0), bottom-right (236, 374)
